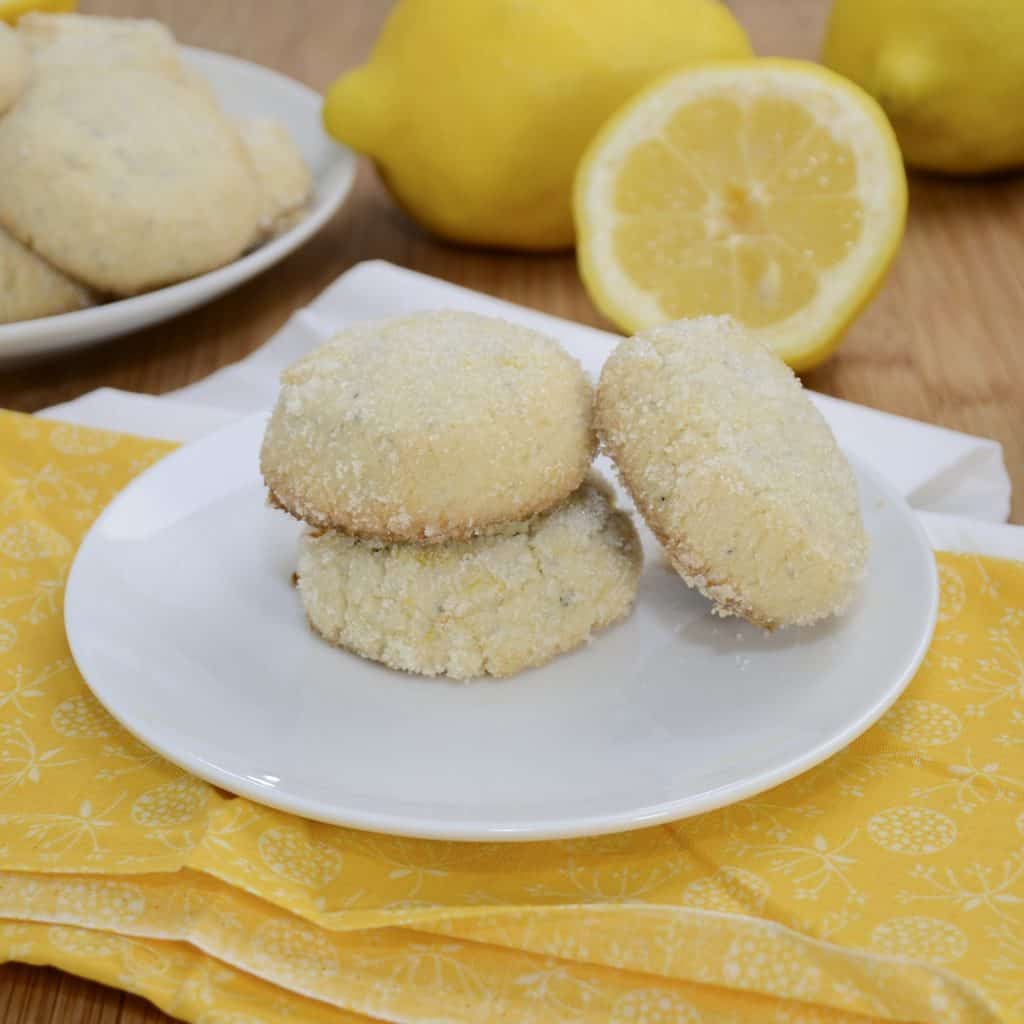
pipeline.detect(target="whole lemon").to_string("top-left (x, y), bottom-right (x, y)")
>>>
top-left (324, 0), bottom-right (751, 249)
top-left (823, 0), bottom-right (1024, 174)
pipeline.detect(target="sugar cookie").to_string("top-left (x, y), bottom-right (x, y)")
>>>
top-left (596, 316), bottom-right (866, 627)
top-left (261, 311), bottom-right (596, 542)
top-left (297, 475), bottom-right (641, 679)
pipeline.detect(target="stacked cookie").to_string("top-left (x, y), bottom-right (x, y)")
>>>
top-left (260, 310), bottom-right (643, 680)
top-left (262, 311), bottom-right (869, 679)
top-left (0, 13), bottom-right (311, 324)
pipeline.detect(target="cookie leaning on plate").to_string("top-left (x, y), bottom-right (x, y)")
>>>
top-left (0, 68), bottom-right (262, 296)
top-left (297, 474), bottom-right (641, 679)
top-left (261, 311), bottom-right (596, 542)
top-left (597, 316), bottom-right (867, 628)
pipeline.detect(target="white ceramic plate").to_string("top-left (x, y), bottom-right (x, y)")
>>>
top-left (0, 47), bottom-right (355, 366)
top-left (65, 413), bottom-right (938, 841)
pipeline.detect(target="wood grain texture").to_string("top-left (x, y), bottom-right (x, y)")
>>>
top-left (1, 0), bottom-right (1022, 1020)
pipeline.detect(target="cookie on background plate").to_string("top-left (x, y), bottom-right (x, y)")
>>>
top-left (238, 117), bottom-right (314, 239)
top-left (261, 310), bottom-right (597, 542)
top-left (0, 68), bottom-right (262, 295)
top-left (16, 12), bottom-right (185, 79)
top-left (297, 474), bottom-right (642, 679)
top-left (596, 315), bottom-right (867, 628)
top-left (0, 227), bottom-right (93, 325)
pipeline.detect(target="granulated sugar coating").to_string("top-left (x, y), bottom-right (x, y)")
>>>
top-left (597, 316), bottom-right (867, 628)
top-left (296, 475), bottom-right (641, 679)
top-left (261, 311), bottom-right (596, 542)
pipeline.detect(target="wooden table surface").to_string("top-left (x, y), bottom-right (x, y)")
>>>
top-left (1, 1), bottom-right (1022, 1020)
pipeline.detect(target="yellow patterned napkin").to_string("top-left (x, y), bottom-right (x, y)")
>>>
top-left (1, 409), bottom-right (1023, 1024)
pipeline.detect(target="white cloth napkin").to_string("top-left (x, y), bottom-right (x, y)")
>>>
top-left (41, 260), bottom-right (1021, 559)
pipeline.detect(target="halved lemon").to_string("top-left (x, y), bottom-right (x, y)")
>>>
top-left (574, 59), bottom-right (906, 370)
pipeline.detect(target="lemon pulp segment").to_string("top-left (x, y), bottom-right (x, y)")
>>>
top-left (575, 61), bottom-right (906, 369)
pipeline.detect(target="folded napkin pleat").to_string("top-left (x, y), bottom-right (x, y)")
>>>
top-left (0, 919), bottom-right (367, 1024)
top-left (2, 915), bottom-right (916, 1024)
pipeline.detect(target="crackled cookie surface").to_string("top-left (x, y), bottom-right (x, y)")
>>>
top-left (297, 475), bottom-right (641, 679)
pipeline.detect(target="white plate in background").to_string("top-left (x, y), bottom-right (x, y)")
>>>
top-left (65, 412), bottom-right (938, 842)
top-left (0, 47), bottom-right (356, 365)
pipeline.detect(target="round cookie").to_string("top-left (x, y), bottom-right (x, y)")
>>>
top-left (596, 316), bottom-right (867, 628)
top-left (296, 475), bottom-right (642, 679)
top-left (261, 311), bottom-right (596, 542)
top-left (0, 23), bottom-right (28, 115)
top-left (0, 227), bottom-right (93, 325)
top-left (0, 69), bottom-right (261, 295)
top-left (16, 12), bottom-right (185, 80)
top-left (237, 117), bottom-right (313, 239)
